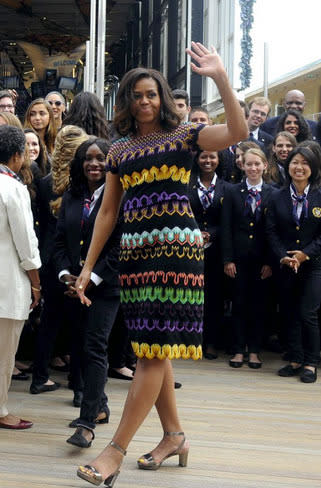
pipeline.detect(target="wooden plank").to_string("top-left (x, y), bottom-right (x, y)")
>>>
top-left (1, 353), bottom-right (321, 487)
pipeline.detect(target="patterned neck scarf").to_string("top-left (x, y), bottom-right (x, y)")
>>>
top-left (290, 182), bottom-right (308, 226)
top-left (0, 164), bottom-right (22, 183)
top-left (81, 192), bottom-right (94, 228)
top-left (244, 188), bottom-right (262, 221)
top-left (197, 180), bottom-right (215, 209)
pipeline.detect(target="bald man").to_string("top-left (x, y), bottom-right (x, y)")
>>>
top-left (261, 89), bottom-right (317, 140)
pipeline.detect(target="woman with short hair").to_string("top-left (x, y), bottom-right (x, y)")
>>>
top-left (0, 125), bottom-right (41, 429)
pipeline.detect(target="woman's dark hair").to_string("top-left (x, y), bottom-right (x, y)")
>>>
top-left (113, 67), bottom-right (181, 136)
top-left (284, 146), bottom-right (321, 188)
top-left (0, 125), bottom-right (25, 163)
top-left (63, 92), bottom-right (110, 139)
top-left (24, 128), bottom-right (48, 176)
top-left (298, 140), bottom-right (321, 162)
top-left (70, 137), bottom-right (110, 196)
top-left (190, 149), bottom-right (224, 184)
top-left (276, 109), bottom-right (312, 143)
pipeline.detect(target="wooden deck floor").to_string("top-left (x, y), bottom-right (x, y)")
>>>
top-left (2, 353), bottom-right (321, 488)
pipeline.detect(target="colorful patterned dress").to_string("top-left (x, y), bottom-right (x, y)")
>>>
top-left (106, 123), bottom-right (205, 360)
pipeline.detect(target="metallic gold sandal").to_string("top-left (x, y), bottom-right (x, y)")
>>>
top-left (77, 440), bottom-right (127, 486)
top-left (137, 431), bottom-right (189, 470)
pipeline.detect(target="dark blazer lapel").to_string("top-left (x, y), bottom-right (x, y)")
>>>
top-left (239, 180), bottom-right (248, 207)
top-left (212, 177), bottom-right (223, 207)
top-left (68, 196), bottom-right (83, 244)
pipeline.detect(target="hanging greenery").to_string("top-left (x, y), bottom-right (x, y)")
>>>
top-left (239, 0), bottom-right (256, 90)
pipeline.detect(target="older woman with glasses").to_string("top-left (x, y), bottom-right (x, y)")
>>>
top-left (45, 91), bottom-right (66, 130)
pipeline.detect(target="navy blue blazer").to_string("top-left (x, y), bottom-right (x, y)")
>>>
top-left (221, 181), bottom-right (274, 264)
top-left (54, 189), bottom-right (121, 296)
top-left (189, 177), bottom-right (229, 255)
top-left (261, 116), bottom-right (317, 139)
top-left (266, 187), bottom-right (321, 265)
top-left (37, 173), bottom-right (60, 267)
top-left (257, 128), bottom-right (274, 148)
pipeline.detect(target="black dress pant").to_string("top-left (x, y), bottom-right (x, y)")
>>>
top-left (76, 294), bottom-right (119, 430)
top-left (32, 263), bottom-right (67, 385)
top-left (231, 257), bottom-right (269, 354)
top-left (277, 262), bottom-right (321, 366)
top-left (203, 246), bottom-right (224, 349)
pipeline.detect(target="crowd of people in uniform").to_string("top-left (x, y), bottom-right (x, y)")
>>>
top-left (0, 71), bottom-right (320, 446)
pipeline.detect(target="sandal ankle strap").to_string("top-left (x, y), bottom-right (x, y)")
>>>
top-left (109, 440), bottom-right (127, 456)
top-left (164, 431), bottom-right (184, 436)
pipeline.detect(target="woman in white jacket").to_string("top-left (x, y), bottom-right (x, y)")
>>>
top-left (0, 125), bottom-right (41, 429)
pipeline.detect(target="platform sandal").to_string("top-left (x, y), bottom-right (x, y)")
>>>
top-left (137, 431), bottom-right (189, 470)
top-left (77, 440), bottom-right (127, 486)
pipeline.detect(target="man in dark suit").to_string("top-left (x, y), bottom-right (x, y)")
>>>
top-left (247, 97), bottom-right (274, 152)
top-left (261, 89), bottom-right (317, 139)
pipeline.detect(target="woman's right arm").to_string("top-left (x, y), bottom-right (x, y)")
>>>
top-left (76, 172), bottom-right (123, 305)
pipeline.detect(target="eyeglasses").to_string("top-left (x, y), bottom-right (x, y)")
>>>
top-left (48, 100), bottom-right (62, 107)
top-left (0, 104), bottom-right (14, 110)
top-left (250, 109), bottom-right (268, 117)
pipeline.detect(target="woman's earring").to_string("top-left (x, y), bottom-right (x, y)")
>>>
top-left (160, 108), bottom-right (165, 121)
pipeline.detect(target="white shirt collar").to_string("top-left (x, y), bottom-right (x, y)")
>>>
top-left (197, 173), bottom-right (217, 189)
top-left (290, 183), bottom-right (310, 198)
top-left (246, 178), bottom-right (263, 191)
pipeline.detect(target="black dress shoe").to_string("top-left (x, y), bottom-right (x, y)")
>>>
top-left (108, 368), bottom-right (133, 380)
top-left (12, 371), bottom-right (30, 381)
top-left (229, 359), bottom-right (243, 368)
top-left (300, 368), bottom-right (317, 383)
top-left (278, 364), bottom-right (303, 377)
top-left (174, 381), bottom-right (182, 389)
top-left (69, 408), bottom-right (110, 428)
top-left (67, 426), bottom-right (95, 448)
top-left (204, 352), bottom-right (218, 360)
top-left (73, 391), bottom-right (83, 407)
top-left (30, 381), bottom-right (61, 394)
top-left (248, 361), bottom-right (262, 369)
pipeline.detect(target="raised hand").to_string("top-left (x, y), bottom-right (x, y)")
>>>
top-left (186, 42), bottom-right (226, 80)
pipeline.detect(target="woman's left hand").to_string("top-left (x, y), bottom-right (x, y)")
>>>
top-left (287, 250), bottom-right (308, 265)
top-left (261, 265), bottom-right (272, 280)
top-left (75, 267), bottom-right (92, 307)
top-left (186, 42), bottom-right (226, 80)
top-left (30, 288), bottom-right (41, 309)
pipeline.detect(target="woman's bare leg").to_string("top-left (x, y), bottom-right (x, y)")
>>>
top-left (83, 357), bottom-right (168, 479)
top-left (139, 359), bottom-right (185, 464)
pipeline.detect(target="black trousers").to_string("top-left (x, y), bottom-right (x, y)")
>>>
top-left (230, 257), bottom-right (269, 354)
top-left (32, 263), bottom-right (67, 385)
top-left (277, 262), bottom-right (321, 366)
top-left (76, 294), bottom-right (119, 430)
top-left (203, 246), bottom-right (224, 349)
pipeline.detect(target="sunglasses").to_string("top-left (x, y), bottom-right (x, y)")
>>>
top-left (48, 100), bottom-right (63, 107)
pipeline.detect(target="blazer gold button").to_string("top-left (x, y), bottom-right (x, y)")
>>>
top-left (80, 240), bottom-right (84, 245)
top-left (296, 239), bottom-right (300, 244)
top-left (249, 235), bottom-right (253, 239)
top-left (250, 222), bottom-right (254, 227)
top-left (296, 226), bottom-right (300, 230)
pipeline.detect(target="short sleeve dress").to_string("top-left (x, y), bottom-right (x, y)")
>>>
top-left (106, 123), bottom-right (205, 360)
